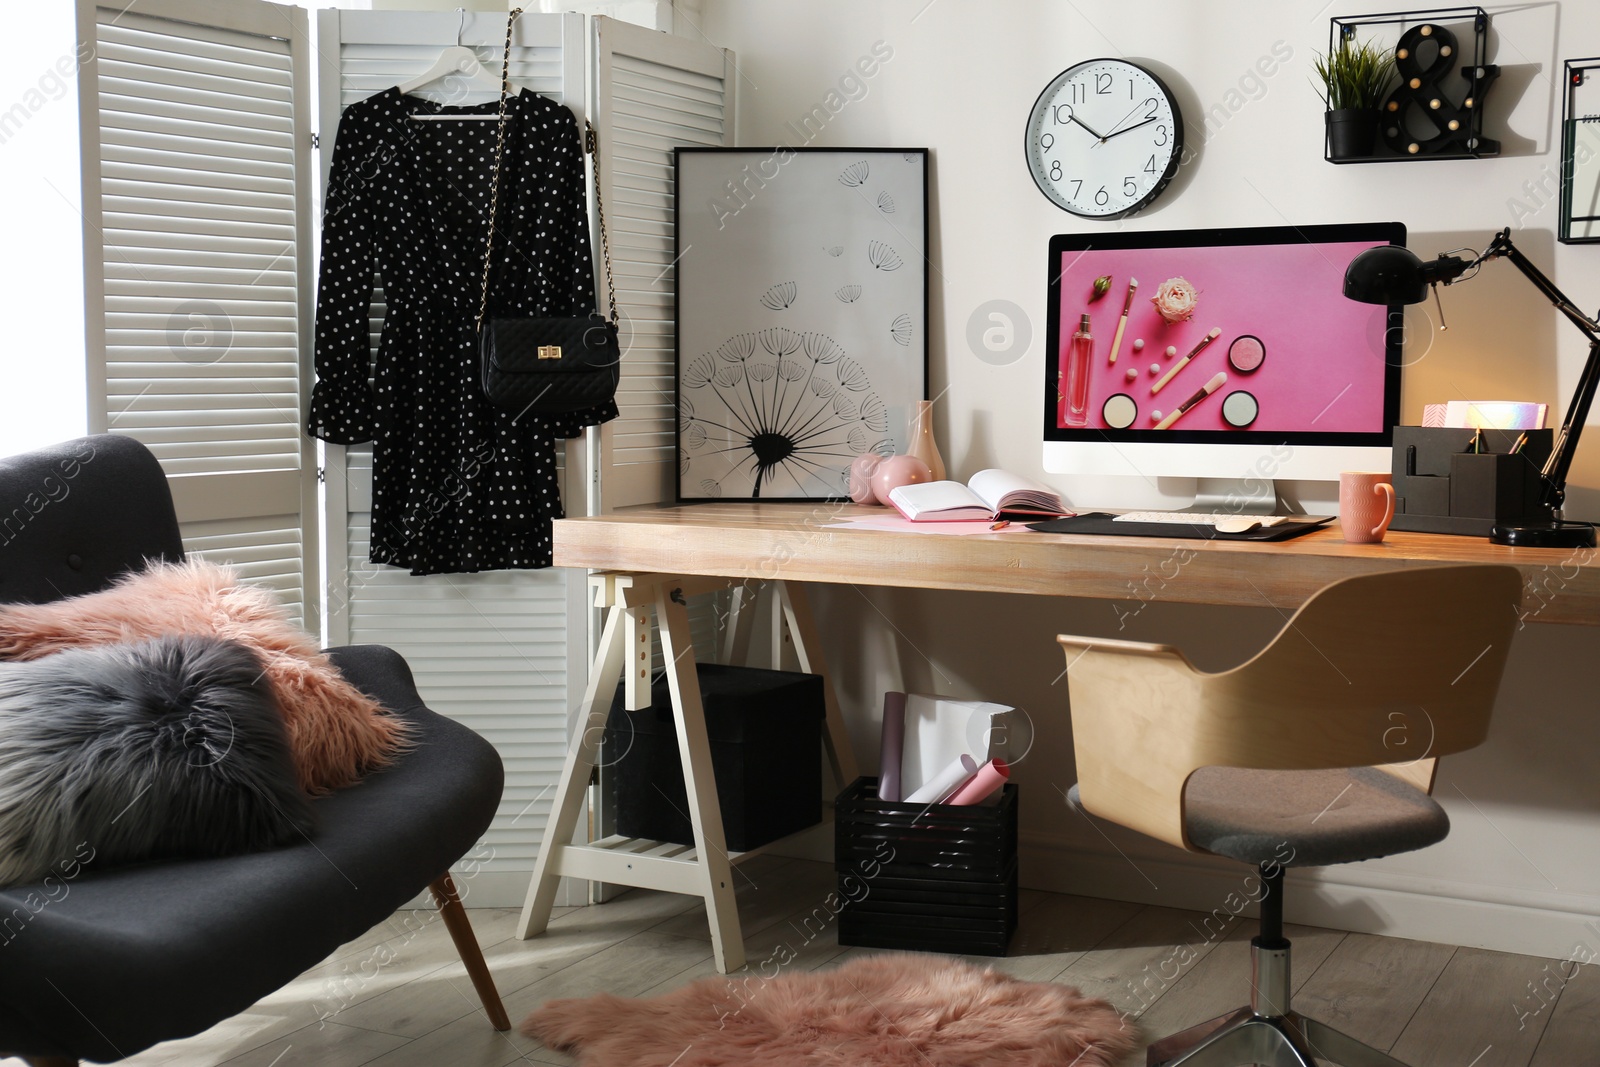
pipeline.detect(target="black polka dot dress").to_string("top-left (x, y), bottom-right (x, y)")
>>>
top-left (306, 87), bottom-right (616, 576)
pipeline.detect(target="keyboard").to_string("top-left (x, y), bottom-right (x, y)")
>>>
top-left (1112, 511), bottom-right (1291, 528)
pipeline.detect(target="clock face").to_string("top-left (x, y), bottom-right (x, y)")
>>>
top-left (1025, 59), bottom-right (1184, 219)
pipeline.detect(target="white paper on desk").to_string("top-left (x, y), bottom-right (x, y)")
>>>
top-left (824, 516), bottom-right (1025, 536)
top-left (899, 693), bottom-right (1016, 799)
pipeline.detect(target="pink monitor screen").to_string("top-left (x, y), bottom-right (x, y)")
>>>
top-left (1043, 223), bottom-right (1403, 444)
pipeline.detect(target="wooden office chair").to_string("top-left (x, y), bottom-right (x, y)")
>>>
top-left (1058, 564), bottom-right (1522, 1067)
top-left (0, 435), bottom-right (510, 1065)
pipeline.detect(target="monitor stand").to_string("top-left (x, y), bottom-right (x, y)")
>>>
top-left (1189, 477), bottom-right (1279, 515)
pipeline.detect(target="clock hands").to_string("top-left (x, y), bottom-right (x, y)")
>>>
top-left (1095, 98), bottom-right (1156, 145)
top-left (1057, 105), bottom-right (1110, 142)
top-left (1102, 115), bottom-right (1160, 141)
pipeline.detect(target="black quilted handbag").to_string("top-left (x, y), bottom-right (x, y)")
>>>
top-left (479, 313), bottom-right (620, 415)
top-left (476, 8), bottom-right (620, 416)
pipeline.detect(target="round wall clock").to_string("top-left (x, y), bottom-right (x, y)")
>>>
top-left (1024, 59), bottom-right (1184, 219)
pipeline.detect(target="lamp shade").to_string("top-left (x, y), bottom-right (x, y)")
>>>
top-left (1343, 244), bottom-right (1428, 305)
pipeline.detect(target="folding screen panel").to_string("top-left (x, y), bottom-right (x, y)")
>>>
top-left (77, 0), bottom-right (317, 624)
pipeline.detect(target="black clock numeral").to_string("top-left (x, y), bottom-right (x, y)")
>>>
top-left (1049, 160), bottom-right (1062, 182)
top-left (1123, 176), bottom-right (1137, 197)
top-left (1070, 82), bottom-right (1086, 104)
top-left (1052, 103), bottom-right (1072, 125)
top-left (1070, 179), bottom-right (1083, 200)
top-left (1130, 80), bottom-right (1136, 99)
top-left (1095, 72), bottom-right (1112, 95)
top-left (1039, 132), bottom-right (1054, 152)
top-left (1144, 155), bottom-right (1158, 175)
top-left (1144, 97), bottom-right (1159, 121)
top-left (1095, 186), bottom-right (1109, 206)
top-left (1154, 124), bottom-right (1168, 146)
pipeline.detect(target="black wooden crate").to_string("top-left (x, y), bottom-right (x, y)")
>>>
top-left (834, 776), bottom-right (1018, 956)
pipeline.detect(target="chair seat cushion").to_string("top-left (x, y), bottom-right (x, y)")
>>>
top-left (1182, 765), bottom-right (1449, 867)
top-left (0, 645), bottom-right (503, 1063)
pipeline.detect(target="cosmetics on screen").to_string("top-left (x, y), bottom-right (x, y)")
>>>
top-left (1221, 389), bottom-right (1259, 428)
top-left (1227, 334), bottom-right (1266, 373)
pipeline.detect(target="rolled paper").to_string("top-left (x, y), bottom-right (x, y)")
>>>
top-left (877, 691), bottom-right (907, 801)
top-left (904, 753), bottom-right (979, 805)
top-left (946, 757), bottom-right (1010, 806)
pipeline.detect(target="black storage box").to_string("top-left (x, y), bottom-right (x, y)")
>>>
top-left (606, 663), bottom-right (823, 852)
top-left (1390, 426), bottom-right (1553, 536)
top-left (834, 776), bottom-right (1019, 956)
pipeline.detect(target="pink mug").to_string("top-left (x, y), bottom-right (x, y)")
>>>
top-left (1339, 471), bottom-right (1396, 543)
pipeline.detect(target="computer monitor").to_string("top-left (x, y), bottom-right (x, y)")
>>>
top-left (1042, 222), bottom-right (1404, 511)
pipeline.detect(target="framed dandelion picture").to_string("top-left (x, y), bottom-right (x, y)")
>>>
top-left (674, 147), bottom-right (929, 501)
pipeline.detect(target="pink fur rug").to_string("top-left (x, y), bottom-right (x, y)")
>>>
top-left (522, 954), bottom-right (1137, 1066)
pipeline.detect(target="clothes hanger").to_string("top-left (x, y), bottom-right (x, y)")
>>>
top-left (403, 10), bottom-right (508, 121)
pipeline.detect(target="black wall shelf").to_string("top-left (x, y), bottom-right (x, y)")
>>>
top-left (1325, 6), bottom-right (1499, 164)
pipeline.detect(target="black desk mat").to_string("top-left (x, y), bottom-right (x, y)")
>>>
top-left (1027, 513), bottom-right (1335, 542)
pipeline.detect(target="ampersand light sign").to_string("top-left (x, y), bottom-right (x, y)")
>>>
top-left (1379, 20), bottom-right (1499, 157)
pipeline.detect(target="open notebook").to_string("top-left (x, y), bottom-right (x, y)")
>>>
top-left (888, 469), bottom-right (1070, 522)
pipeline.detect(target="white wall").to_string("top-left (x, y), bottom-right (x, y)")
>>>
top-left (701, 0), bottom-right (1600, 958)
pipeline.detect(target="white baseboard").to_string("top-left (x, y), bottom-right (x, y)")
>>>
top-left (1022, 830), bottom-right (1600, 960)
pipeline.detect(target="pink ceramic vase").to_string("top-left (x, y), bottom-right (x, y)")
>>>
top-left (907, 400), bottom-right (946, 481)
top-left (848, 454), bottom-right (886, 504)
top-left (871, 455), bottom-right (932, 507)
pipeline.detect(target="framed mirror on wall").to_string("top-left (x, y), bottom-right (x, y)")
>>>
top-left (673, 147), bottom-right (929, 502)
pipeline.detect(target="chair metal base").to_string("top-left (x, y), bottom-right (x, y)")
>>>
top-left (1146, 1006), bottom-right (1413, 1067)
top-left (1147, 935), bottom-right (1413, 1067)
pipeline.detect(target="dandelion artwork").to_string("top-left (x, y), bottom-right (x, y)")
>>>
top-left (675, 148), bottom-right (928, 500)
top-left (679, 329), bottom-right (892, 497)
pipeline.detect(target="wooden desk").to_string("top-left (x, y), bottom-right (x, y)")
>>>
top-left (518, 503), bottom-right (1599, 972)
top-left (548, 502), bottom-right (1600, 625)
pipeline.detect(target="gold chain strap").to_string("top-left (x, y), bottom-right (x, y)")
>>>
top-left (587, 120), bottom-right (618, 323)
top-left (475, 7), bottom-right (615, 331)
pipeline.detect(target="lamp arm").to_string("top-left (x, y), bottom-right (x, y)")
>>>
top-left (1481, 229), bottom-right (1600, 509)
top-left (1484, 229), bottom-right (1600, 339)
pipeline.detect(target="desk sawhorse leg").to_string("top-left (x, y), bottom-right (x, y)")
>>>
top-left (515, 573), bottom-right (858, 973)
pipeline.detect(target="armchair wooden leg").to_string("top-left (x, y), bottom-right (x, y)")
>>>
top-left (429, 873), bottom-right (511, 1031)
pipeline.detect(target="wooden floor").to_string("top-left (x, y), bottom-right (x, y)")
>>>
top-left (11, 856), bottom-right (1595, 1066)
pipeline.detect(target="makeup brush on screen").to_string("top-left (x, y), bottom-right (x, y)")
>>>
top-left (1151, 326), bottom-right (1222, 395)
top-left (1156, 372), bottom-right (1227, 429)
top-left (1108, 278), bottom-right (1137, 364)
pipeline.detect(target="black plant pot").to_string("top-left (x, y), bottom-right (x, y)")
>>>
top-left (1326, 108), bottom-right (1380, 159)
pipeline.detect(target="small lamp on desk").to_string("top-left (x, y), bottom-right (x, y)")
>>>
top-left (1343, 228), bottom-right (1599, 548)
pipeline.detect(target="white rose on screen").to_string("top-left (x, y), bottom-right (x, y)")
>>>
top-left (1151, 277), bottom-right (1198, 324)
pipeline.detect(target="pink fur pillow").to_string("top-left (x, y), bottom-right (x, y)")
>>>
top-left (0, 560), bottom-right (410, 794)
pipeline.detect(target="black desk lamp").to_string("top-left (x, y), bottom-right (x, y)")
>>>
top-left (1344, 228), bottom-right (1599, 548)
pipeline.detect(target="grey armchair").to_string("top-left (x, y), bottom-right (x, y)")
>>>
top-left (0, 434), bottom-right (509, 1065)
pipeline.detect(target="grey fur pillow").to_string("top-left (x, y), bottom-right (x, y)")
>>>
top-left (0, 636), bottom-right (315, 887)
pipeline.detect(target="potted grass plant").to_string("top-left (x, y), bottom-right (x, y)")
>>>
top-left (1315, 36), bottom-right (1396, 159)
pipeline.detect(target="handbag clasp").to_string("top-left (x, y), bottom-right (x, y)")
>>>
top-left (538, 345), bottom-right (562, 360)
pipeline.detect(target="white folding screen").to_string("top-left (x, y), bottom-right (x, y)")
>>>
top-left (594, 17), bottom-right (736, 511)
top-left (315, 9), bottom-right (589, 906)
top-left (76, 0), bottom-right (317, 625)
top-left (77, 3), bottom-right (734, 908)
